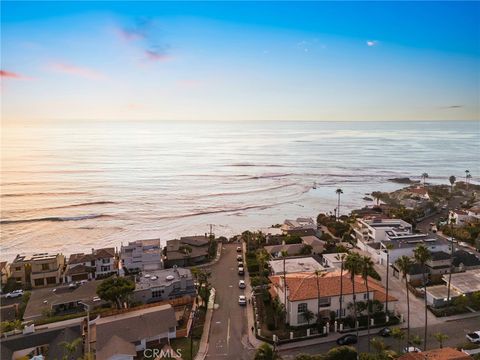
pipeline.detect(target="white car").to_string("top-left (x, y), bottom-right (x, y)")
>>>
top-left (238, 267), bottom-right (244, 275)
top-left (236, 247), bottom-right (242, 253)
top-left (403, 347), bottom-right (421, 353)
top-left (466, 331), bottom-right (480, 344)
top-left (5, 290), bottom-right (24, 299)
top-left (239, 280), bottom-right (246, 289)
top-left (238, 295), bottom-right (247, 305)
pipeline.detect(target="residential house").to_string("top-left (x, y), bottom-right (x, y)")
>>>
top-left (407, 186), bottom-right (430, 200)
top-left (133, 267), bottom-right (196, 304)
top-left (94, 304), bottom-right (177, 360)
top-left (269, 271), bottom-right (396, 326)
top-left (264, 243), bottom-right (305, 258)
top-left (425, 285), bottom-right (462, 308)
top-left (320, 253), bottom-right (348, 270)
top-left (268, 256), bottom-right (326, 275)
top-left (467, 206), bottom-right (480, 220)
top-left (300, 236), bottom-right (325, 255)
top-left (397, 347), bottom-right (472, 360)
top-left (11, 253), bottom-right (66, 288)
top-left (23, 280), bottom-right (105, 321)
top-left (120, 239), bottom-right (163, 272)
top-left (281, 217), bottom-right (318, 237)
top-left (352, 217), bottom-right (413, 252)
top-left (449, 210), bottom-right (472, 225)
top-left (442, 268), bottom-right (480, 296)
top-left (0, 324), bottom-right (83, 360)
top-left (64, 247), bottom-right (116, 283)
top-left (1, 261), bottom-right (10, 288)
top-left (452, 250), bottom-right (480, 272)
top-left (164, 236), bottom-right (210, 267)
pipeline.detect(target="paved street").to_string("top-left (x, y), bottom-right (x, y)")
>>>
top-left (279, 316), bottom-right (480, 359)
top-left (206, 243), bottom-right (254, 360)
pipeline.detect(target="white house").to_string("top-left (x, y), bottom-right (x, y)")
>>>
top-left (320, 253), bottom-right (347, 270)
top-left (64, 248), bottom-right (116, 283)
top-left (120, 239), bottom-right (163, 272)
top-left (281, 217), bottom-right (317, 235)
top-left (269, 271), bottom-right (396, 326)
top-left (352, 217), bottom-right (412, 252)
top-left (408, 186), bottom-right (430, 200)
top-left (449, 210), bottom-right (472, 225)
top-left (94, 304), bottom-right (177, 360)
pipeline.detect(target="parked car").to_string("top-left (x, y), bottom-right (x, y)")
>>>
top-left (239, 280), bottom-right (246, 289)
top-left (378, 327), bottom-right (391, 337)
top-left (237, 255), bottom-right (243, 261)
top-left (336, 334), bottom-right (357, 345)
top-left (236, 247), bottom-right (242, 253)
top-left (238, 261), bottom-right (244, 268)
top-left (466, 331), bottom-right (480, 344)
top-left (68, 282), bottom-right (79, 289)
top-left (403, 346), bottom-right (421, 353)
top-left (238, 267), bottom-right (244, 275)
top-left (238, 295), bottom-right (247, 305)
top-left (5, 290), bottom-right (24, 299)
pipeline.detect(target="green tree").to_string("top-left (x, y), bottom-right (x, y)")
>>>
top-left (96, 277), bottom-right (135, 309)
top-left (422, 173), bottom-right (429, 187)
top-left (449, 175), bottom-right (456, 193)
top-left (395, 255), bottom-right (413, 347)
top-left (59, 337), bottom-right (83, 360)
top-left (465, 170), bottom-right (470, 190)
top-left (324, 346), bottom-right (357, 360)
top-left (303, 309), bottom-right (315, 326)
top-left (384, 243), bottom-right (394, 317)
top-left (453, 294), bottom-right (468, 311)
top-left (413, 244), bottom-right (431, 351)
top-left (410, 335), bottom-right (422, 348)
top-left (300, 244), bottom-right (313, 255)
top-left (257, 250), bottom-right (270, 294)
top-left (433, 332), bottom-right (448, 348)
top-left (391, 327), bottom-right (405, 353)
top-left (254, 343), bottom-right (281, 360)
top-left (336, 188), bottom-right (344, 220)
top-left (345, 252), bottom-right (362, 351)
top-left (294, 355), bottom-right (322, 360)
top-left (360, 255), bottom-right (375, 352)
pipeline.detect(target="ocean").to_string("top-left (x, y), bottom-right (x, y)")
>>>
top-left (1, 120), bottom-right (479, 261)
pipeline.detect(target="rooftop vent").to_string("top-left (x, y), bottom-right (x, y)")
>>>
top-left (151, 276), bottom-right (158, 280)
top-left (166, 275), bottom-right (175, 281)
top-left (144, 274), bottom-right (151, 278)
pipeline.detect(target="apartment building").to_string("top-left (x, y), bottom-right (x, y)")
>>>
top-left (120, 239), bottom-right (163, 272)
top-left (11, 253), bottom-right (66, 288)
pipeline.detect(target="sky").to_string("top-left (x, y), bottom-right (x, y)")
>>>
top-left (1, 1), bottom-right (479, 122)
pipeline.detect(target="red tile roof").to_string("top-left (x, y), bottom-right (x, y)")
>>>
top-left (409, 187), bottom-right (429, 196)
top-left (270, 271), bottom-right (397, 303)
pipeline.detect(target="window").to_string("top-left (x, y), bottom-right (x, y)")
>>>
top-left (41, 263), bottom-right (50, 271)
top-left (102, 258), bottom-right (110, 264)
top-left (46, 277), bottom-right (56, 284)
top-left (101, 266), bottom-right (111, 272)
top-left (298, 303), bottom-right (308, 313)
top-left (34, 278), bottom-right (45, 286)
top-left (363, 293), bottom-right (368, 300)
top-left (15, 266), bottom-right (21, 271)
top-left (318, 297), bottom-right (331, 307)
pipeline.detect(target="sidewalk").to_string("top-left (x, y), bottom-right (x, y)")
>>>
top-left (194, 288), bottom-right (216, 360)
top-left (243, 241), bottom-right (265, 349)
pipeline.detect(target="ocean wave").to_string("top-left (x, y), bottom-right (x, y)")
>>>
top-left (229, 163), bottom-right (286, 167)
top-left (247, 173), bottom-right (295, 180)
top-left (5, 201), bottom-right (117, 214)
top-left (201, 183), bottom-right (298, 197)
top-left (1, 191), bottom-right (91, 198)
top-left (0, 214), bottom-right (111, 225)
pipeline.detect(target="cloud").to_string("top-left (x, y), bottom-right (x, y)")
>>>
top-left (49, 62), bottom-right (104, 79)
top-left (443, 105), bottom-right (464, 109)
top-left (145, 49), bottom-right (171, 62)
top-left (0, 70), bottom-right (30, 79)
top-left (366, 40), bottom-right (379, 47)
top-left (177, 79), bottom-right (201, 88)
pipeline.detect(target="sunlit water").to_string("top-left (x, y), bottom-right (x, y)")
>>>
top-left (1, 120), bottom-right (479, 260)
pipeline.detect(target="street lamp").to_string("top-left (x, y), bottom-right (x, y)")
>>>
top-left (78, 301), bottom-right (90, 354)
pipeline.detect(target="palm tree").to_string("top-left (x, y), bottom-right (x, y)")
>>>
top-left (465, 170), bottom-right (470, 189)
top-left (335, 253), bottom-right (347, 322)
top-left (59, 337), bottom-right (83, 360)
top-left (370, 337), bottom-right (387, 354)
top-left (335, 188), bottom-right (343, 221)
top-left (466, 173), bottom-right (472, 190)
top-left (413, 244), bottom-right (432, 351)
top-left (446, 218), bottom-right (456, 311)
top-left (384, 243), bottom-right (394, 318)
top-left (257, 250), bottom-right (270, 292)
top-left (433, 332), bottom-right (448, 348)
top-left (395, 255), bottom-right (413, 348)
top-left (281, 250), bottom-right (288, 321)
top-left (421, 173), bottom-right (429, 187)
top-left (449, 175), bottom-right (456, 193)
top-left (314, 270), bottom-right (326, 329)
top-left (360, 255), bottom-right (375, 353)
top-left (344, 252), bottom-right (362, 351)
top-left (254, 343), bottom-right (281, 360)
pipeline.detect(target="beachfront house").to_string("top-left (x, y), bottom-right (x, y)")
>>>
top-left (120, 239), bottom-right (163, 272)
top-left (164, 235), bottom-right (210, 267)
top-left (269, 271), bottom-right (396, 326)
top-left (353, 217), bottom-right (413, 252)
top-left (64, 247), bottom-right (116, 283)
top-left (11, 253), bottom-right (66, 288)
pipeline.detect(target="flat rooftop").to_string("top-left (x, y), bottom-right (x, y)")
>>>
top-left (426, 285), bottom-right (462, 299)
top-left (269, 256), bottom-right (325, 275)
top-left (135, 267), bottom-right (192, 290)
top-left (13, 253), bottom-right (60, 263)
top-left (381, 233), bottom-right (449, 250)
top-left (363, 218), bottom-right (411, 228)
top-left (443, 268), bottom-right (480, 294)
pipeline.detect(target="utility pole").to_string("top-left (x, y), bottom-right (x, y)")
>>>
top-left (207, 224), bottom-right (215, 239)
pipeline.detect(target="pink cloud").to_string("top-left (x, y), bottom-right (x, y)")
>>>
top-left (49, 62), bottom-right (104, 79)
top-left (177, 79), bottom-right (202, 89)
top-left (115, 28), bottom-right (145, 42)
top-left (145, 50), bottom-right (171, 62)
top-left (0, 70), bottom-right (30, 79)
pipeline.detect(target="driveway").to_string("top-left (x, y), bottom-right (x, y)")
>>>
top-left (206, 243), bottom-right (253, 360)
